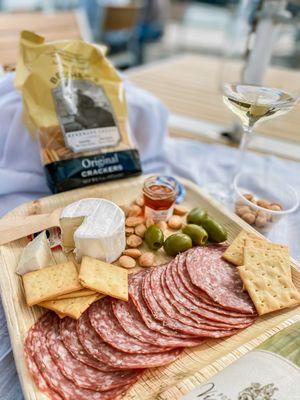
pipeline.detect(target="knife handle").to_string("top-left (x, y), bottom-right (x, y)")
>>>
top-left (0, 208), bottom-right (61, 246)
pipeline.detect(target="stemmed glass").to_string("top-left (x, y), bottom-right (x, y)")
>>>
top-left (222, 82), bottom-right (296, 176)
top-left (203, 0), bottom-right (299, 206)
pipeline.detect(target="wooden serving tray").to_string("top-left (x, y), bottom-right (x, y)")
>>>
top-left (0, 176), bottom-right (299, 400)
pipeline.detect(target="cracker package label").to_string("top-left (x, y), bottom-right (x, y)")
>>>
top-left (15, 31), bottom-right (142, 193)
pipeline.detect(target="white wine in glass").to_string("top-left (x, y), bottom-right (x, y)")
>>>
top-left (223, 83), bottom-right (296, 177)
top-left (204, 83), bottom-right (297, 206)
top-left (203, 0), bottom-right (300, 206)
top-left (223, 84), bottom-right (296, 129)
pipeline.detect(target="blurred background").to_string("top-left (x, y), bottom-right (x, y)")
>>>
top-left (1, 1), bottom-right (300, 249)
top-left (1, 0), bottom-right (300, 163)
top-left (1, 0), bottom-right (300, 72)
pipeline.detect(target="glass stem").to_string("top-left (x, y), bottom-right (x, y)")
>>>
top-left (231, 124), bottom-right (253, 186)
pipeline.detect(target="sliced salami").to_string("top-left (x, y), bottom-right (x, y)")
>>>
top-left (164, 259), bottom-right (254, 328)
top-left (186, 246), bottom-right (256, 315)
top-left (175, 252), bottom-right (254, 318)
top-left (143, 266), bottom-right (237, 338)
top-left (29, 313), bottom-right (132, 400)
top-left (60, 317), bottom-right (118, 372)
top-left (89, 297), bottom-right (168, 354)
top-left (23, 242), bottom-right (258, 400)
top-left (24, 317), bottom-right (63, 400)
top-left (47, 319), bottom-right (141, 391)
top-left (77, 311), bottom-right (120, 365)
top-left (150, 265), bottom-right (229, 331)
top-left (177, 251), bottom-right (223, 305)
top-left (129, 271), bottom-right (194, 339)
top-left (112, 298), bottom-right (204, 348)
top-left (78, 311), bottom-right (182, 369)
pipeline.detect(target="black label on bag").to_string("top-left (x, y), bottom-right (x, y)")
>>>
top-left (44, 149), bottom-right (142, 193)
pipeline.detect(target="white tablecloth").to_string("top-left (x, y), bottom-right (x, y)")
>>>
top-left (0, 73), bottom-right (300, 399)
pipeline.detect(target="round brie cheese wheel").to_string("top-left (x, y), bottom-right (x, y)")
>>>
top-left (60, 198), bottom-right (125, 263)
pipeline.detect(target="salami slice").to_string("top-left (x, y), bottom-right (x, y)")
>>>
top-left (77, 311), bottom-right (121, 365)
top-left (60, 317), bottom-right (118, 372)
top-left (175, 251), bottom-right (254, 318)
top-left (89, 297), bottom-right (168, 354)
top-left (177, 251), bottom-right (224, 305)
top-left (150, 265), bottom-right (229, 331)
top-left (143, 266), bottom-right (237, 338)
top-left (30, 313), bottom-right (132, 400)
top-left (48, 319), bottom-right (141, 391)
top-left (186, 246), bottom-right (256, 315)
top-left (129, 270), bottom-right (194, 339)
top-left (78, 311), bottom-right (182, 369)
top-left (112, 298), bottom-right (204, 348)
top-left (24, 317), bottom-right (63, 400)
top-left (164, 259), bottom-right (254, 328)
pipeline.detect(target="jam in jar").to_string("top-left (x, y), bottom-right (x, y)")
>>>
top-left (143, 176), bottom-right (178, 222)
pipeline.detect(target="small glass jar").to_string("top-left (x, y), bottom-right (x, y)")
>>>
top-left (143, 176), bottom-right (178, 222)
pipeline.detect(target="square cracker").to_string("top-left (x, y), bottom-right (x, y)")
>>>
top-left (79, 256), bottom-right (128, 301)
top-left (245, 237), bottom-right (288, 253)
top-left (244, 238), bottom-right (291, 279)
top-left (56, 312), bottom-right (66, 319)
top-left (55, 289), bottom-right (95, 300)
top-left (238, 247), bottom-right (300, 315)
top-left (39, 293), bottom-right (101, 319)
top-left (23, 261), bottom-right (82, 306)
top-left (223, 230), bottom-right (258, 266)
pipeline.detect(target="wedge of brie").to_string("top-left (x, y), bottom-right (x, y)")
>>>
top-left (60, 198), bottom-right (125, 263)
top-left (16, 231), bottom-right (56, 275)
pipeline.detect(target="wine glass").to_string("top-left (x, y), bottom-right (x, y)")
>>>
top-left (222, 82), bottom-right (296, 176)
top-left (203, 0), bottom-right (300, 206)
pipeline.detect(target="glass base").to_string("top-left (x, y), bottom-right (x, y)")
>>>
top-left (202, 182), bottom-right (234, 209)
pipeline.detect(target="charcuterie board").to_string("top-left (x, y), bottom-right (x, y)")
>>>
top-left (0, 175), bottom-right (299, 400)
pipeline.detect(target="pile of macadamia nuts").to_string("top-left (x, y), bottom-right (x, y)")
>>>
top-left (116, 198), bottom-right (188, 270)
top-left (235, 193), bottom-right (283, 229)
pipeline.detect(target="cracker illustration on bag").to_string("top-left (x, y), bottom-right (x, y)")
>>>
top-left (15, 31), bottom-right (142, 193)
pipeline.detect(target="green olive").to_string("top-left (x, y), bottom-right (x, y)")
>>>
top-left (182, 224), bottom-right (208, 246)
top-left (144, 225), bottom-right (164, 251)
top-left (186, 208), bottom-right (208, 225)
top-left (201, 217), bottom-right (227, 243)
top-left (163, 233), bottom-right (192, 257)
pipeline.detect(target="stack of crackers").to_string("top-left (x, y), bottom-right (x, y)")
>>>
top-left (223, 230), bottom-right (300, 316)
top-left (22, 257), bottom-right (128, 319)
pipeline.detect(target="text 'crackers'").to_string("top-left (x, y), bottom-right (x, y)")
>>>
top-left (22, 261), bottom-right (82, 306)
top-left (79, 256), bottom-right (128, 301)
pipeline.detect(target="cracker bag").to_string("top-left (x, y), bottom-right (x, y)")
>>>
top-left (15, 31), bottom-right (142, 193)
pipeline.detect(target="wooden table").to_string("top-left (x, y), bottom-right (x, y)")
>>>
top-left (0, 12), bottom-right (85, 68)
top-left (128, 54), bottom-right (300, 159)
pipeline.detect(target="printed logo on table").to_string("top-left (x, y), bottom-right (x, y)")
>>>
top-left (185, 381), bottom-right (278, 400)
top-left (238, 382), bottom-right (278, 400)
